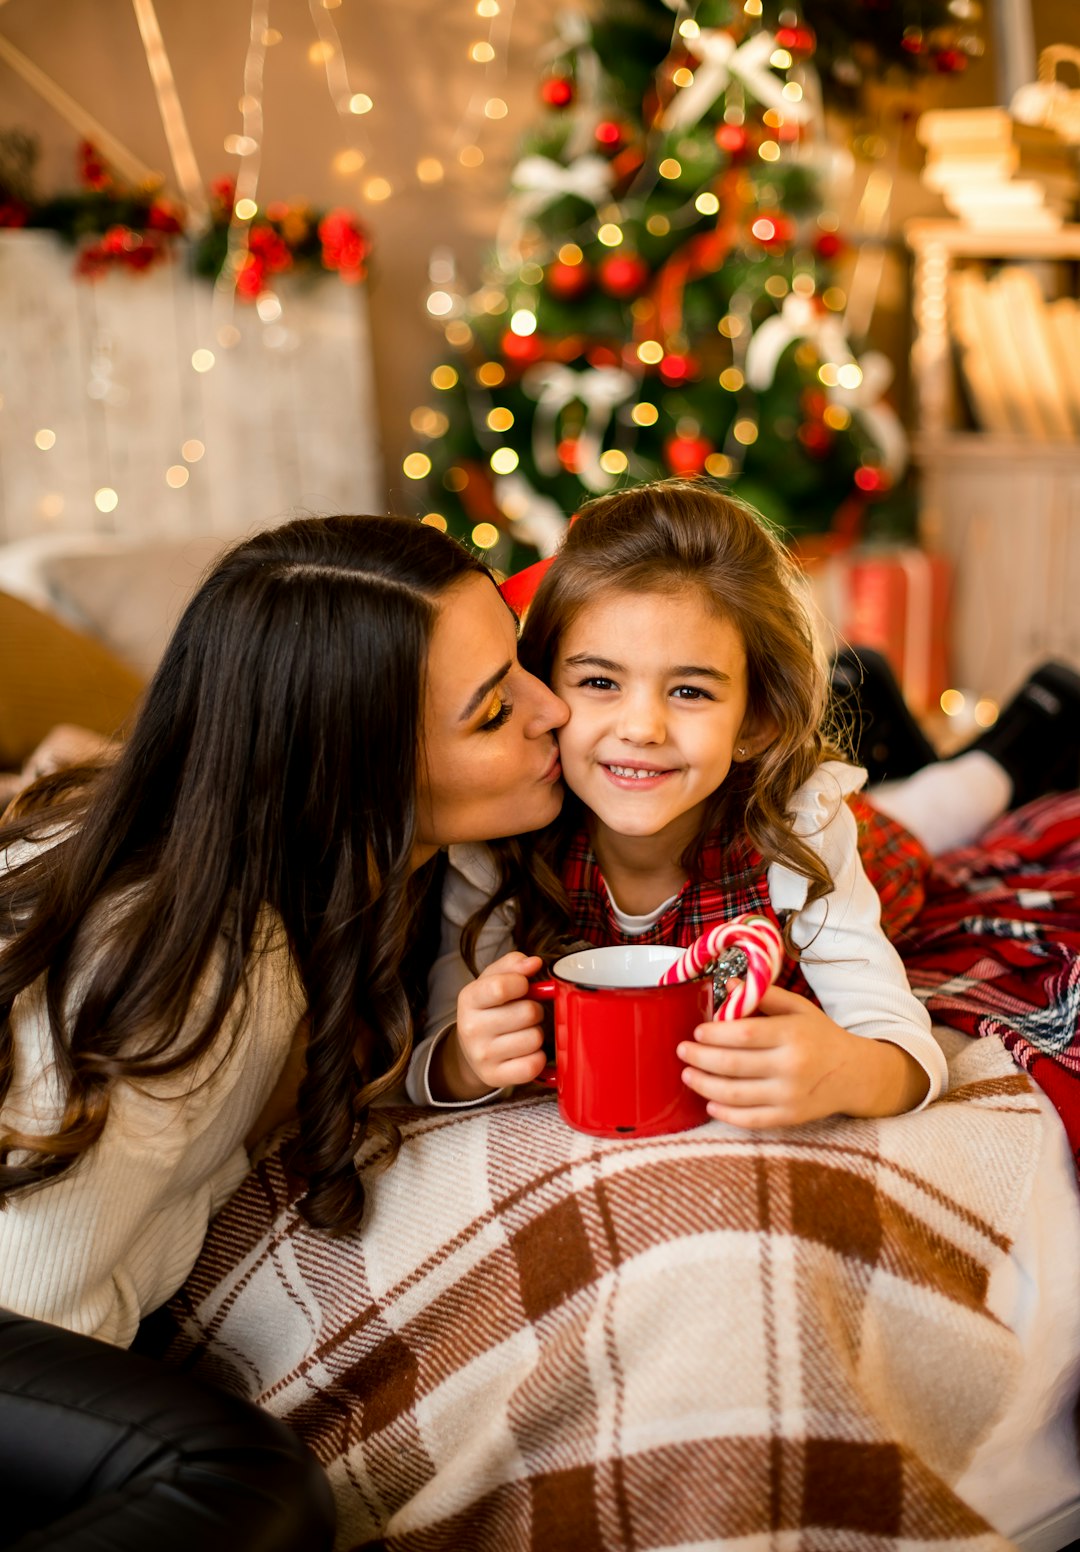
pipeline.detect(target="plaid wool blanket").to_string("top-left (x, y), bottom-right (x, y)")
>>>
top-left (167, 1031), bottom-right (1040, 1551)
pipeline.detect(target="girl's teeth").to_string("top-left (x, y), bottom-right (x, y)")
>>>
top-left (608, 765), bottom-right (658, 779)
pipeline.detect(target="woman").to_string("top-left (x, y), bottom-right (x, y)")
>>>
top-left (0, 513), bottom-right (565, 1550)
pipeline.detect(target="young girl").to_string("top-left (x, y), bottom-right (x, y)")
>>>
top-left (407, 478), bottom-right (948, 1126)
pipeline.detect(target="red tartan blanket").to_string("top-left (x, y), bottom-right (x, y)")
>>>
top-left (900, 791), bottom-right (1080, 1170)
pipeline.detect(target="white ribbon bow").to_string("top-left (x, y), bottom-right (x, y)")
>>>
top-left (495, 473), bottom-right (570, 556)
top-left (663, 30), bottom-right (812, 132)
top-left (523, 363), bottom-right (636, 493)
top-left (510, 154), bottom-right (612, 214)
top-left (744, 296), bottom-right (907, 479)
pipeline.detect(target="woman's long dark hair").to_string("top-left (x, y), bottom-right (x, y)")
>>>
top-left (0, 513), bottom-right (489, 1233)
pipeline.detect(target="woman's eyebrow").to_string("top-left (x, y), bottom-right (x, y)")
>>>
top-left (460, 661), bottom-right (512, 721)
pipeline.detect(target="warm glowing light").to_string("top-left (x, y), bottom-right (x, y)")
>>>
top-left (817, 362), bottom-right (840, 387)
top-left (444, 467), bottom-right (469, 491)
top-left (765, 275), bottom-right (789, 298)
top-left (234, 198), bottom-right (257, 220)
top-left (519, 262), bottom-right (543, 285)
top-left (476, 361), bottom-right (505, 387)
top-left (751, 218), bottom-right (776, 241)
top-left (637, 341), bottom-right (664, 365)
top-left (308, 41), bottom-right (334, 65)
top-left (487, 407), bottom-right (514, 431)
top-left (472, 522), bottom-right (500, 549)
top-left (484, 98), bottom-right (508, 118)
top-left (783, 81), bottom-right (804, 102)
top-left (166, 464), bottom-right (189, 488)
top-left (427, 290), bottom-right (455, 317)
top-left (333, 149), bottom-right (366, 175)
top-left (417, 157), bottom-right (444, 183)
top-left (216, 323), bottom-right (241, 348)
top-left (431, 365), bottom-right (459, 390)
top-left (191, 348), bottom-right (215, 373)
top-left (446, 321), bottom-right (473, 346)
top-left (743, 0), bottom-right (763, 13)
top-left (599, 449), bottom-right (628, 474)
top-left (770, 48), bottom-right (793, 68)
top-left (403, 452), bottom-right (433, 480)
top-left (791, 272), bottom-right (815, 297)
top-left (490, 447), bottom-right (519, 474)
top-left (940, 688), bottom-right (965, 717)
top-left (94, 486), bottom-right (119, 513)
top-left (631, 402), bottom-right (658, 426)
top-left (182, 438), bottom-right (205, 462)
top-left (509, 309), bottom-right (537, 335)
top-left (718, 314), bottom-right (744, 338)
top-left (477, 0), bottom-right (500, 13)
top-left (34, 428), bottom-right (56, 450)
top-left (719, 368), bottom-right (744, 392)
top-left (646, 214), bottom-right (670, 236)
top-left (695, 191), bottom-right (720, 215)
top-left (256, 292), bottom-right (282, 322)
top-left (732, 418), bottom-right (758, 444)
top-left (348, 93), bottom-right (374, 114)
top-left (658, 158), bottom-right (682, 179)
top-left (705, 453), bottom-right (732, 476)
top-left (558, 243), bottom-right (584, 265)
top-left (758, 140), bottom-right (781, 162)
top-left (459, 145), bottom-right (484, 167)
top-left (823, 405), bottom-right (851, 431)
top-left (224, 134), bottom-right (258, 156)
top-left (597, 223), bottom-right (623, 246)
top-left (672, 67), bottom-right (694, 88)
top-left (974, 698), bottom-right (999, 728)
top-left (679, 18), bottom-right (700, 36)
top-left (470, 40), bottom-right (495, 62)
top-left (422, 512), bottom-right (448, 530)
top-left (823, 286), bottom-right (847, 311)
top-left (364, 177), bottom-right (392, 201)
top-left (837, 363), bottom-right (863, 390)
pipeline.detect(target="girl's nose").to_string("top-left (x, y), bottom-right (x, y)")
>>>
top-left (616, 693), bottom-right (665, 745)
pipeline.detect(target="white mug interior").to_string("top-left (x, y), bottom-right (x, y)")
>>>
top-left (553, 943), bottom-right (682, 989)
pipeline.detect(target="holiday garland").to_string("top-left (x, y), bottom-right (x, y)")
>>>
top-left (0, 134), bottom-right (370, 294)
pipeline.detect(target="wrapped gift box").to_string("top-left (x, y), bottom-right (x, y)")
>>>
top-left (800, 542), bottom-right (952, 716)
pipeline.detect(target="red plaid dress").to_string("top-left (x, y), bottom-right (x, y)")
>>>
top-left (559, 791), bottom-right (931, 993)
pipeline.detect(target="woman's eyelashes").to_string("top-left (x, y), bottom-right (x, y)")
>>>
top-left (478, 693), bottom-right (513, 732)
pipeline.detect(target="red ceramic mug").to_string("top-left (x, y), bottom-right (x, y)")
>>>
top-left (532, 944), bottom-right (713, 1139)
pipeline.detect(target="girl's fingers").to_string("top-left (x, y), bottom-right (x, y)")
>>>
top-left (705, 1102), bottom-right (791, 1130)
top-left (677, 1039), bottom-right (773, 1077)
top-left (468, 972), bottom-right (542, 1012)
top-left (681, 1068), bottom-right (778, 1107)
top-left (491, 1050), bottom-right (548, 1088)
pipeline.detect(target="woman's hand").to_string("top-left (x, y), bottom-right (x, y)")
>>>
top-left (677, 983), bottom-right (930, 1128)
top-left (429, 952), bottom-right (548, 1102)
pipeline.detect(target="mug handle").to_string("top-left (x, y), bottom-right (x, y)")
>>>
top-left (531, 979), bottom-right (557, 1087)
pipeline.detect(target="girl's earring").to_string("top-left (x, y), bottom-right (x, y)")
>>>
top-left (736, 745), bottom-right (747, 756)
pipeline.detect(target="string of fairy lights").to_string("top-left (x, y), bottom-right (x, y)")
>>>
top-left (23, 0), bottom-right (518, 528)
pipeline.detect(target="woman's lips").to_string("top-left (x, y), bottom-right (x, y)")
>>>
top-left (541, 750), bottom-right (562, 784)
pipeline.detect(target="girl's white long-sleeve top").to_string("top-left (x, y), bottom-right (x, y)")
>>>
top-left (408, 760), bottom-right (948, 1110)
top-left (0, 909), bottom-right (303, 1346)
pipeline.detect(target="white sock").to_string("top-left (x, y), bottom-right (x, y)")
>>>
top-left (870, 751), bottom-right (1013, 856)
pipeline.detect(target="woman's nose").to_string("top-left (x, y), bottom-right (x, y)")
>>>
top-left (524, 672), bottom-right (569, 734)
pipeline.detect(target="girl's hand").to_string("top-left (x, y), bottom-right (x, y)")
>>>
top-left (677, 983), bottom-right (930, 1129)
top-left (431, 953), bottom-right (547, 1101)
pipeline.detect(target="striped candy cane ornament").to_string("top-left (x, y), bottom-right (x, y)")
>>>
top-left (657, 913), bottom-right (784, 1019)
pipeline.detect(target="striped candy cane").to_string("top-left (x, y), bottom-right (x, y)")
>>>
top-left (657, 913), bottom-right (784, 1019)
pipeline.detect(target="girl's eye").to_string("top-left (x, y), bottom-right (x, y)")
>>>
top-left (671, 685), bottom-right (714, 701)
top-left (577, 676), bottom-right (616, 691)
top-left (479, 695), bottom-right (512, 732)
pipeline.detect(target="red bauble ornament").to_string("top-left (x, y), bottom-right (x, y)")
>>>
top-left (854, 464), bottom-right (891, 492)
top-left (664, 433), bottom-right (714, 477)
top-left (814, 230), bottom-right (844, 260)
top-left (716, 123), bottom-right (748, 156)
top-left (659, 352), bottom-right (698, 385)
top-left (541, 76), bottom-right (574, 108)
top-left (933, 48), bottom-right (968, 73)
top-left (546, 260), bottom-right (592, 301)
top-left (587, 344), bottom-right (620, 369)
top-left (597, 252), bottom-right (650, 300)
top-left (775, 25), bottom-right (815, 52)
top-left (797, 421), bottom-right (833, 456)
top-left (594, 119), bottom-right (624, 151)
top-left (501, 330), bottom-right (545, 366)
top-left (557, 437), bottom-right (582, 472)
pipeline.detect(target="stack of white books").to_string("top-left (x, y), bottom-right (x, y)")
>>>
top-left (918, 106), bottom-right (1078, 230)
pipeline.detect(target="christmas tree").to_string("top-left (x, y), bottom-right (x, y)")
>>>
top-left (407, 0), bottom-right (982, 571)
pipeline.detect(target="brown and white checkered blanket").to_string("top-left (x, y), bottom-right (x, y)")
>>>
top-left (166, 1029), bottom-right (1041, 1551)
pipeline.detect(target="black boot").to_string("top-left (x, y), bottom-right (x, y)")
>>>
top-left (829, 646), bottom-right (938, 785)
top-left (961, 660), bottom-right (1080, 808)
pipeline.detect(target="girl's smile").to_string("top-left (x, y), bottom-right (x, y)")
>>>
top-left (551, 586), bottom-right (760, 860)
